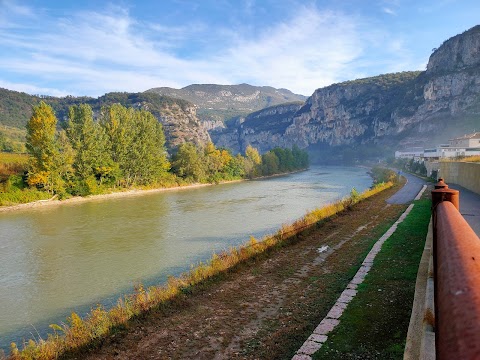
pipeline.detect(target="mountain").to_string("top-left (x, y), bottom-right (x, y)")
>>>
top-left (213, 25), bottom-right (480, 161)
top-left (145, 83), bottom-right (307, 127)
top-left (0, 90), bottom-right (210, 151)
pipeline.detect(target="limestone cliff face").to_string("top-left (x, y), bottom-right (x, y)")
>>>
top-left (427, 26), bottom-right (480, 73)
top-left (211, 102), bottom-right (303, 153)
top-left (213, 25), bottom-right (480, 154)
top-left (152, 102), bottom-right (211, 150)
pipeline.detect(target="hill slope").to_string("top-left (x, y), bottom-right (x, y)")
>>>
top-left (0, 90), bottom-right (210, 151)
top-left (145, 83), bottom-right (307, 127)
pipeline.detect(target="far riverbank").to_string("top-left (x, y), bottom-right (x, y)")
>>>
top-left (0, 169), bottom-right (308, 214)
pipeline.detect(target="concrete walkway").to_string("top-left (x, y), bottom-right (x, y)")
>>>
top-left (448, 184), bottom-right (480, 236)
top-left (387, 173), bottom-right (427, 205)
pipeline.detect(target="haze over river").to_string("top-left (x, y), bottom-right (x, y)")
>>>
top-left (0, 166), bottom-right (372, 350)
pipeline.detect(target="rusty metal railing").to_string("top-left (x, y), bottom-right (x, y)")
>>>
top-left (431, 179), bottom-right (480, 359)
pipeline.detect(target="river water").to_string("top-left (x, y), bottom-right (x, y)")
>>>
top-left (0, 166), bottom-right (372, 350)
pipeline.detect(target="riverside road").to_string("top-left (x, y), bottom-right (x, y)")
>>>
top-left (449, 184), bottom-right (480, 236)
top-left (387, 173), bottom-right (427, 205)
top-left (387, 172), bottom-right (479, 237)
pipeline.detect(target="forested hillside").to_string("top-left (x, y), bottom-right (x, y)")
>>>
top-left (0, 89), bottom-right (210, 151)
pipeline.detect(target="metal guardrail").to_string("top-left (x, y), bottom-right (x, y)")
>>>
top-left (431, 179), bottom-right (480, 360)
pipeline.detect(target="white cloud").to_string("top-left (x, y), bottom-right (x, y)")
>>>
top-left (0, 79), bottom-right (69, 97)
top-left (212, 7), bottom-right (364, 94)
top-left (0, 4), bottom-right (418, 97)
top-left (382, 7), bottom-right (396, 15)
top-left (0, 0), bottom-right (33, 17)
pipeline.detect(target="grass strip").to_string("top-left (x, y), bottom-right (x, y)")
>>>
top-left (314, 198), bottom-right (431, 360)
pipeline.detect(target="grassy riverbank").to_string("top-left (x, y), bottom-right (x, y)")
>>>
top-left (7, 177), bottom-right (397, 359)
top-left (0, 167), bottom-right (311, 213)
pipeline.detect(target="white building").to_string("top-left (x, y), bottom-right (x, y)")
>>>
top-left (394, 147), bottom-right (424, 161)
top-left (396, 132), bottom-right (480, 161)
top-left (449, 132), bottom-right (480, 148)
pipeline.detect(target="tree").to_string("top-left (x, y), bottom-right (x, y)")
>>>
top-left (224, 153), bottom-right (245, 178)
top-left (25, 101), bottom-right (61, 193)
top-left (101, 104), bottom-right (169, 185)
top-left (172, 142), bottom-right (206, 182)
top-left (261, 151), bottom-right (280, 176)
top-left (128, 109), bottom-right (169, 184)
top-left (66, 104), bottom-right (113, 186)
top-left (245, 145), bottom-right (261, 165)
top-left (100, 103), bottom-right (135, 180)
top-left (244, 145), bottom-right (261, 177)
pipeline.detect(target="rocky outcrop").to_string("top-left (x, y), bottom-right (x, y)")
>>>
top-left (211, 102), bottom-right (303, 153)
top-left (213, 25), bottom-right (480, 155)
top-left (154, 102), bottom-right (211, 149)
top-left (427, 26), bottom-right (480, 73)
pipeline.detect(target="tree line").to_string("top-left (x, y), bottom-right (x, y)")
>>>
top-left (25, 102), bottom-right (309, 197)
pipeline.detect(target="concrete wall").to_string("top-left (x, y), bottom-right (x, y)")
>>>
top-left (440, 162), bottom-right (480, 194)
top-left (425, 161), bottom-right (439, 178)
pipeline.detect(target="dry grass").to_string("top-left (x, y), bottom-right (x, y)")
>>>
top-left (440, 155), bottom-right (480, 163)
top-left (8, 182), bottom-right (394, 360)
top-left (462, 155), bottom-right (480, 162)
top-left (0, 153), bottom-right (29, 178)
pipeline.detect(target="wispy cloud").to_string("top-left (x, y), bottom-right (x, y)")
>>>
top-left (0, 3), bottom-right (418, 97)
top-left (0, 79), bottom-right (69, 97)
top-left (382, 7), bottom-right (396, 15)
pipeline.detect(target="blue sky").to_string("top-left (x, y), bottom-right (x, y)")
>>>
top-left (0, 0), bottom-right (479, 97)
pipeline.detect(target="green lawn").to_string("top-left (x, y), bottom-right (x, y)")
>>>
top-left (314, 198), bottom-right (431, 359)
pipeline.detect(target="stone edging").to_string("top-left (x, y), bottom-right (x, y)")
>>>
top-left (292, 203), bottom-right (416, 359)
top-left (415, 185), bottom-right (428, 200)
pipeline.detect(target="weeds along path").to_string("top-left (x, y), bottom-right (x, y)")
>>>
top-left (76, 186), bottom-right (406, 360)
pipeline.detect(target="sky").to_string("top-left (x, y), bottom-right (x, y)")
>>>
top-left (0, 0), bottom-right (479, 97)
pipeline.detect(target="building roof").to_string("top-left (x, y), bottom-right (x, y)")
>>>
top-left (450, 132), bottom-right (480, 140)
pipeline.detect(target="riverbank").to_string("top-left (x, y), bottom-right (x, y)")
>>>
top-left (0, 169), bottom-right (307, 214)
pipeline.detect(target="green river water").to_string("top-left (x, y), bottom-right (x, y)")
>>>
top-left (0, 166), bottom-right (372, 350)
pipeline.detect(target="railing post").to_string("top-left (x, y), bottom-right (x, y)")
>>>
top-left (431, 178), bottom-right (460, 358)
top-left (431, 178), bottom-right (459, 210)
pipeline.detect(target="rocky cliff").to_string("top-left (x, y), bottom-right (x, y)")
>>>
top-left (214, 25), bottom-right (480, 158)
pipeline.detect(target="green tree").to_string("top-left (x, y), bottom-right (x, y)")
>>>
top-left (127, 109), bottom-right (169, 184)
top-left (66, 104), bottom-right (113, 187)
top-left (25, 101), bottom-right (61, 193)
top-left (172, 142), bottom-right (206, 182)
top-left (101, 104), bottom-right (169, 185)
top-left (261, 151), bottom-right (280, 176)
top-left (224, 153), bottom-right (245, 178)
top-left (292, 145), bottom-right (309, 168)
top-left (100, 103), bottom-right (135, 180)
top-left (55, 130), bottom-right (75, 192)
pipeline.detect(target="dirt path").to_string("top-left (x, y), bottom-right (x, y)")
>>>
top-left (72, 186), bottom-right (406, 360)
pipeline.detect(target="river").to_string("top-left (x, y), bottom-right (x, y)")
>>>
top-left (0, 166), bottom-right (372, 351)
